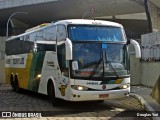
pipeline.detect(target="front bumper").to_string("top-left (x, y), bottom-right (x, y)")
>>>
top-left (69, 88), bottom-right (130, 101)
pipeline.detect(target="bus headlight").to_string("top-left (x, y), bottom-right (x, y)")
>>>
top-left (71, 85), bottom-right (88, 91)
top-left (120, 84), bottom-right (130, 89)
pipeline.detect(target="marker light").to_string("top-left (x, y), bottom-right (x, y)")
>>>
top-left (37, 74), bottom-right (41, 78)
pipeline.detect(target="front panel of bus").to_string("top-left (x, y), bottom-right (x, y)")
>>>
top-left (67, 24), bottom-right (130, 101)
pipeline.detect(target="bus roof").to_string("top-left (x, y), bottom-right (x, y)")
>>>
top-left (7, 19), bottom-right (123, 41)
top-left (54, 19), bottom-right (123, 28)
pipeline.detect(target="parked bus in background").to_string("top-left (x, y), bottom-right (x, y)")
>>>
top-left (5, 19), bottom-right (141, 106)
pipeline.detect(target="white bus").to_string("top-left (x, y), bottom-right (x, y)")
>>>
top-left (5, 19), bottom-right (141, 106)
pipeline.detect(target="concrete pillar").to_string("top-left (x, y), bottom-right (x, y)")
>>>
top-left (148, 2), bottom-right (160, 32)
top-left (0, 37), bottom-right (6, 84)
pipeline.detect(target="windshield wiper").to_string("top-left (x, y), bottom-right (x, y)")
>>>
top-left (105, 58), bottom-right (120, 78)
top-left (89, 58), bottom-right (103, 77)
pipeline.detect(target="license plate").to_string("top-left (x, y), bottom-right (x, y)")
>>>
top-left (99, 94), bottom-right (109, 98)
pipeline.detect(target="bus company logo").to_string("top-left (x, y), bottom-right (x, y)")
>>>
top-left (6, 58), bottom-right (25, 65)
top-left (86, 82), bottom-right (98, 85)
top-left (2, 112), bottom-right (11, 118)
top-left (102, 85), bottom-right (106, 89)
top-left (13, 58), bottom-right (25, 65)
top-left (6, 59), bottom-right (11, 64)
top-left (59, 85), bottom-right (67, 96)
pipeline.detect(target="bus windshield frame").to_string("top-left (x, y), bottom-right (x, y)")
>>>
top-left (68, 25), bottom-right (130, 80)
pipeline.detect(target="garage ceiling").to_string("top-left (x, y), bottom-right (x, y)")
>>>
top-left (0, 0), bottom-right (146, 27)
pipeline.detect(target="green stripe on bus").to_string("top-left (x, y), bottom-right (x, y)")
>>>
top-left (28, 52), bottom-right (46, 92)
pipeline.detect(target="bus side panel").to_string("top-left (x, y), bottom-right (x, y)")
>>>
top-left (38, 51), bottom-right (60, 95)
top-left (27, 52), bottom-right (45, 92)
top-left (38, 51), bottom-right (71, 100)
top-left (20, 53), bottom-right (34, 89)
top-left (5, 53), bottom-right (33, 89)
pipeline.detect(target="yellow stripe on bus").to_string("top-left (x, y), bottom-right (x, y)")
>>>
top-left (5, 53), bottom-right (33, 89)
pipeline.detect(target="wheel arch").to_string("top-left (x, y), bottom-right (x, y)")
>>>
top-left (47, 77), bottom-right (57, 96)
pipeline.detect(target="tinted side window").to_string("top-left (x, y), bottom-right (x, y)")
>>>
top-left (6, 40), bottom-right (13, 55)
top-left (57, 43), bottom-right (68, 76)
top-left (57, 25), bottom-right (67, 41)
top-left (6, 38), bottom-right (22, 55)
top-left (37, 43), bottom-right (55, 52)
top-left (21, 40), bottom-right (34, 54)
top-left (45, 26), bottom-right (57, 41)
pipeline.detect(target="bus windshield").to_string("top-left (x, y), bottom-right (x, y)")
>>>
top-left (71, 43), bottom-right (129, 78)
top-left (68, 25), bottom-right (125, 42)
top-left (68, 25), bottom-right (129, 79)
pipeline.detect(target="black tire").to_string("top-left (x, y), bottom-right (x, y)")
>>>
top-left (48, 83), bottom-right (60, 106)
top-left (10, 75), bottom-right (14, 90)
top-left (97, 100), bottom-right (104, 103)
top-left (13, 76), bottom-right (20, 93)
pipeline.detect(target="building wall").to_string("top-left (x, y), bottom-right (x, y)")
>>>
top-left (0, 37), bottom-right (5, 84)
top-left (130, 32), bottom-right (160, 87)
top-left (141, 62), bottom-right (160, 87)
top-left (130, 56), bottom-right (159, 88)
top-left (130, 2), bottom-right (160, 87)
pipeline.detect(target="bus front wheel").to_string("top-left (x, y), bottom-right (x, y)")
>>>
top-left (48, 82), bottom-right (60, 106)
top-left (97, 100), bottom-right (104, 103)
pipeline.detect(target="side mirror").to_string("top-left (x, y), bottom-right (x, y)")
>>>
top-left (65, 38), bottom-right (73, 60)
top-left (130, 39), bottom-right (141, 58)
